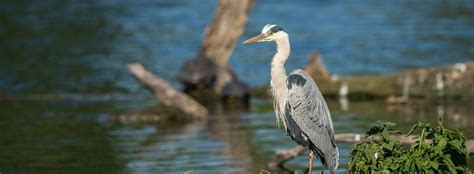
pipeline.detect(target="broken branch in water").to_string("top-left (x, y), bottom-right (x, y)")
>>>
top-left (268, 145), bottom-right (306, 169)
top-left (127, 63), bottom-right (208, 120)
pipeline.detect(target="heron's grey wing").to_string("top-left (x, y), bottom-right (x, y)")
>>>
top-left (285, 69), bottom-right (339, 171)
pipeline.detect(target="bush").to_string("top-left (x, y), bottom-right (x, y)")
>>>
top-left (348, 120), bottom-right (472, 173)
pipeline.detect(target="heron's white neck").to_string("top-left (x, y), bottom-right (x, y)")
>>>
top-left (271, 33), bottom-right (290, 96)
top-left (270, 33), bottom-right (290, 127)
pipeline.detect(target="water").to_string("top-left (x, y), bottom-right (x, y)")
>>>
top-left (0, 0), bottom-right (473, 173)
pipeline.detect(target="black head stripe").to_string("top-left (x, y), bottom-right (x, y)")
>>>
top-left (270, 26), bottom-right (283, 33)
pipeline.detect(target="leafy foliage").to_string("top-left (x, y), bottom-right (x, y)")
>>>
top-left (348, 120), bottom-right (472, 173)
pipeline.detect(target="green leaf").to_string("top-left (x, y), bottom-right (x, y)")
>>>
top-left (431, 161), bottom-right (439, 170)
top-left (448, 139), bottom-right (462, 151)
top-left (383, 141), bottom-right (394, 151)
top-left (435, 137), bottom-right (447, 150)
top-left (366, 121), bottom-right (397, 137)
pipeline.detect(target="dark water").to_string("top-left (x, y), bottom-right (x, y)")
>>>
top-left (0, 0), bottom-right (473, 173)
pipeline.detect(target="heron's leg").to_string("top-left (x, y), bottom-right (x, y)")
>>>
top-left (309, 150), bottom-right (315, 174)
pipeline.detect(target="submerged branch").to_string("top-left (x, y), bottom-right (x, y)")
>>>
top-left (127, 63), bottom-right (208, 120)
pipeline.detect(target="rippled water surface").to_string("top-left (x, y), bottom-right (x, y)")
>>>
top-left (0, 0), bottom-right (473, 173)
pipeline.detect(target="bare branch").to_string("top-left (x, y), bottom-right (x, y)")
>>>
top-left (127, 63), bottom-right (208, 120)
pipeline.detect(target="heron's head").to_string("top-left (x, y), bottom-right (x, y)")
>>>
top-left (243, 24), bottom-right (286, 44)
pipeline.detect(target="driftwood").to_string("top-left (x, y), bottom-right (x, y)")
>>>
top-left (199, 0), bottom-right (255, 69)
top-left (269, 133), bottom-right (474, 168)
top-left (314, 61), bottom-right (474, 100)
top-left (198, 0), bottom-right (254, 94)
top-left (127, 63), bottom-right (208, 120)
top-left (304, 52), bottom-right (332, 83)
top-left (179, 0), bottom-right (254, 100)
top-left (268, 145), bottom-right (306, 168)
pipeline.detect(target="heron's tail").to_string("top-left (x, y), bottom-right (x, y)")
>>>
top-left (327, 146), bottom-right (339, 173)
top-left (315, 146), bottom-right (339, 173)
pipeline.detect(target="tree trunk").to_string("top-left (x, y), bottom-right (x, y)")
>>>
top-left (179, 0), bottom-right (255, 99)
top-left (199, 0), bottom-right (255, 69)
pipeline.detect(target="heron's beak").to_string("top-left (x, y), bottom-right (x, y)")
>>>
top-left (243, 34), bottom-right (265, 44)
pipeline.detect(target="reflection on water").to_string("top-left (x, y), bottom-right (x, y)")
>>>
top-left (1, 99), bottom-right (472, 173)
top-left (0, 0), bottom-right (473, 173)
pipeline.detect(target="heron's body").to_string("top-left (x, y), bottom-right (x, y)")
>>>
top-left (244, 24), bottom-right (339, 173)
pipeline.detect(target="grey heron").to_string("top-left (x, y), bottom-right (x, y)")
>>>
top-left (244, 24), bottom-right (339, 173)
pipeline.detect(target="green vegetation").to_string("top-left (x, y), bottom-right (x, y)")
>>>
top-left (348, 120), bottom-right (472, 173)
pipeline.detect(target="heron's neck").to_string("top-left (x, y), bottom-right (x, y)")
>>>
top-left (271, 35), bottom-right (290, 99)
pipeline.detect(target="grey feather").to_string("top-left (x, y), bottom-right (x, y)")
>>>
top-left (285, 69), bottom-right (339, 172)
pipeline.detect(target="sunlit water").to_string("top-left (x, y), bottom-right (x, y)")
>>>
top-left (0, 0), bottom-right (473, 173)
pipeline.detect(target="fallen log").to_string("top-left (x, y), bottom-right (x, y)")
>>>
top-left (127, 63), bottom-right (208, 120)
top-left (268, 145), bottom-right (306, 169)
top-left (315, 61), bottom-right (474, 100)
top-left (268, 133), bottom-right (474, 168)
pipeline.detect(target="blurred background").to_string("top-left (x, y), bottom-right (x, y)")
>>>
top-left (0, 0), bottom-right (473, 173)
